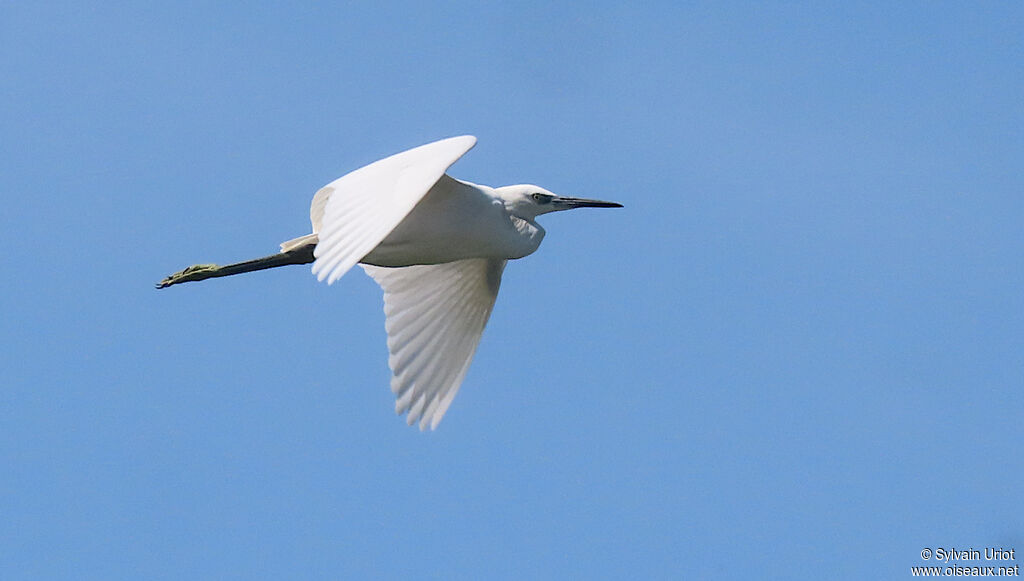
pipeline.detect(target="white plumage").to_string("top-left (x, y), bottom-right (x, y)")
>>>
top-left (158, 135), bottom-right (621, 429)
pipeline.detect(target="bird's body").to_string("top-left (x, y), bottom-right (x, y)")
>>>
top-left (158, 136), bottom-right (621, 429)
top-left (360, 176), bottom-right (543, 266)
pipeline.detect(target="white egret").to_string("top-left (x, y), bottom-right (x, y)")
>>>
top-left (158, 136), bottom-right (622, 429)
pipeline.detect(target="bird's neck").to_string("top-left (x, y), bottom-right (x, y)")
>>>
top-left (507, 215), bottom-right (546, 259)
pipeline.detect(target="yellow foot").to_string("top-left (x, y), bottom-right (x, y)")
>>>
top-left (156, 264), bottom-right (220, 289)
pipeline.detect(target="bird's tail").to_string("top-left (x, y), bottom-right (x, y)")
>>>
top-left (156, 243), bottom-right (316, 289)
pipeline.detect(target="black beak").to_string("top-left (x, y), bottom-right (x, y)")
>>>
top-left (552, 196), bottom-right (624, 209)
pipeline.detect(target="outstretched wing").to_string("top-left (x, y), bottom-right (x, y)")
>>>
top-left (361, 259), bottom-right (506, 430)
top-left (311, 135), bottom-right (477, 285)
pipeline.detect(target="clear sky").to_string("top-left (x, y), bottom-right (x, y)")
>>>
top-left (2, 2), bottom-right (1021, 579)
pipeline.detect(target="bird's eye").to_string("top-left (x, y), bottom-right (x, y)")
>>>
top-left (531, 193), bottom-right (551, 204)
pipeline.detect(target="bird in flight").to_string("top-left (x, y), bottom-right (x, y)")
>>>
top-left (158, 136), bottom-right (622, 429)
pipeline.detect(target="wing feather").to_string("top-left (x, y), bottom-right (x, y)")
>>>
top-left (361, 259), bottom-right (506, 430)
top-left (311, 135), bottom-right (477, 285)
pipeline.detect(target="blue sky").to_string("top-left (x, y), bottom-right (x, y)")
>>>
top-left (2, 2), bottom-right (1021, 579)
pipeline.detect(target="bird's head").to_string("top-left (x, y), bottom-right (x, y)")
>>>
top-left (496, 185), bottom-right (623, 220)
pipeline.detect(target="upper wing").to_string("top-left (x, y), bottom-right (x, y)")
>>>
top-left (276, 182), bottom-right (332, 251)
top-left (309, 183), bottom-right (332, 234)
top-left (311, 135), bottom-right (477, 285)
top-left (361, 258), bottom-right (506, 430)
